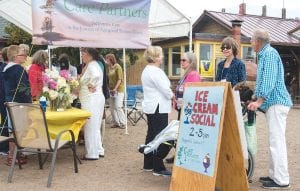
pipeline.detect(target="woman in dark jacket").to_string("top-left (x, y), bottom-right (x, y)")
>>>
top-left (3, 45), bottom-right (32, 165)
top-left (216, 37), bottom-right (246, 87)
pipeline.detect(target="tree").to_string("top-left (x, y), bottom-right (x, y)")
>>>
top-left (4, 23), bottom-right (32, 45)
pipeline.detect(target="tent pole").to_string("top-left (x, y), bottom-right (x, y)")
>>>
top-left (79, 48), bottom-right (82, 65)
top-left (123, 48), bottom-right (129, 135)
top-left (48, 46), bottom-right (51, 69)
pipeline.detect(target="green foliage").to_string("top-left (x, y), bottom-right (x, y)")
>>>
top-left (98, 48), bottom-right (139, 68)
top-left (50, 48), bottom-right (139, 68)
top-left (51, 47), bottom-right (80, 67)
top-left (4, 23), bottom-right (32, 45)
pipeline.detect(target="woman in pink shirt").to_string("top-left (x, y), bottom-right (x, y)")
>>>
top-left (166, 52), bottom-right (201, 164)
top-left (174, 52), bottom-right (201, 119)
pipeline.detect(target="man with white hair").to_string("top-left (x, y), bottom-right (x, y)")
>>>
top-left (248, 29), bottom-right (292, 189)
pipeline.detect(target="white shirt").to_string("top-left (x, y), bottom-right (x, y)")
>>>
top-left (79, 61), bottom-right (103, 101)
top-left (69, 64), bottom-right (78, 78)
top-left (141, 65), bottom-right (173, 114)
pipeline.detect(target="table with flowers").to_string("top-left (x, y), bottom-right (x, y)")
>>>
top-left (40, 69), bottom-right (90, 141)
top-left (45, 107), bottom-right (91, 141)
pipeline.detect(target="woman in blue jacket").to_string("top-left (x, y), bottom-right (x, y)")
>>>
top-left (216, 37), bottom-right (246, 87)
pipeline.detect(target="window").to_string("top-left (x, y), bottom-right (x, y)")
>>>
top-left (184, 44), bottom-right (194, 52)
top-left (171, 46), bottom-right (181, 76)
top-left (162, 48), bottom-right (169, 75)
top-left (242, 46), bottom-right (256, 61)
top-left (199, 44), bottom-right (214, 77)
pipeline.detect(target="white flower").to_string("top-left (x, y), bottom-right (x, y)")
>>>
top-left (48, 69), bottom-right (60, 80)
top-left (57, 77), bottom-right (67, 89)
top-left (49, 90), bottom-right (59, 100)
top-left (43, 86), bottom-right (49, 92)
top-left (65, 85), bottom-right (70, 94)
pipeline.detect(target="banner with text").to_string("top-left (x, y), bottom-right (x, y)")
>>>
top-left (175, 86), bottom-right (225, 177)
top-left (32, 0), bottom-right (151, 48)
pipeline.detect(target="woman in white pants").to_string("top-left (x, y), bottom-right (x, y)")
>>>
top-left (105, 53), bottom-right (126, 129)
top-left (79, 48), bottom-right (105, 160)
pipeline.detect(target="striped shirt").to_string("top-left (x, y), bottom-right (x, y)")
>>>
top-left (255, 44), bottom-right (292, 110)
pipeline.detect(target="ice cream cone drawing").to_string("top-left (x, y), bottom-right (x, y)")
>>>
top-left (203, 153), bottom-right (210, 173)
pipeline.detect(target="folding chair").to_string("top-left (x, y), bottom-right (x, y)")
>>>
top-left (0, 121), bottom-right (12, 144)
top-left (126, 86), bottom-right (147, 126)
top-left (5, 102), bottom-right (79, 187)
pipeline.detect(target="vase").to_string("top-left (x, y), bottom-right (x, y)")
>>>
top-left (50, 98), bottom-right (66, 111)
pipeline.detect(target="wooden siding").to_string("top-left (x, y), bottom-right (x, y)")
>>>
top-left (199, 19), bottom-right (231, 35)
top-left (126, 61), bottom-right (146, 85)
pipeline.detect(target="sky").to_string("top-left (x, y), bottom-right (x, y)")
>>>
top-left (167, 0), bottom-right (300, 22)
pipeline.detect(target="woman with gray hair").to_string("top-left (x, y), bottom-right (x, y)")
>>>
top-left (175, 52), bottom-right (201, 119)
top-left (19, 44), bottom-right (31, 70)
top-left (165, 52), bottom-right (201, 164)
top-left (141, 46), bottom-right (174, 177)
top-left (28, 50), bottom-right (48, 100)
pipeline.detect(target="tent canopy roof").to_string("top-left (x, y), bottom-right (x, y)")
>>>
top-left (0, 0), bottom-right (190, 38)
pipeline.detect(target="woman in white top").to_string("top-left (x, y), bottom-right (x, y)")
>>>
top-left (141, 46), bottom-right (174, 177)
top-left (79, 48), bottom-right (105, 160)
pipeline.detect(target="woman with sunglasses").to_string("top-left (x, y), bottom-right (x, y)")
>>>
top-left (175, 52), bottom-right (201, 119)
top-left (216, 37), bottom-right (246, 87)
top-left (166, 52), bottom-right (201, 164)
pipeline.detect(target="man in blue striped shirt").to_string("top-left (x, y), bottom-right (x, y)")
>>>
top-left (248, 29), bottom-right (292, 190)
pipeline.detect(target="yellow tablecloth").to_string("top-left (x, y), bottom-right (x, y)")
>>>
top-left (46, 108), bottom-right (91, 142)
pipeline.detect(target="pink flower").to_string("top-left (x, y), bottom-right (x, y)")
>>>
top-left (42, 73), bottom-right (50, 86)
top-left (59, 70), bottom-right (71, 81)
top-left (48, 79), bottom-right (57, 90)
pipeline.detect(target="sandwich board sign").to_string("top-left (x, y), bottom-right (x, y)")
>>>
top-left (170, 82), bottom-right (248, 191)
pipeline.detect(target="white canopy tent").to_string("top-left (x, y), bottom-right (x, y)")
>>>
top-left (0, 0), bottom-right (192, 133)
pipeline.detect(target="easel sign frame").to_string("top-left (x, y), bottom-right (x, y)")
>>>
top-left (170, 82), bottom-right (248, 191)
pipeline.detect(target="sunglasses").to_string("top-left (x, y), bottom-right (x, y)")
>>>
top-left (180, 59), bottom-right (187, 62)
top-left (221, 45), bottom-right (231, 51)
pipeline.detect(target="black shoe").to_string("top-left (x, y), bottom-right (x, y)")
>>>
top-left (138, 145), bottom-right (146, 154)
top-left (259, 176), bottom-right (273, 183)
top-left (262, 180), bottom-right (290, 189)
top-left (153, 170), bottom-right (172, 177)
top-left (99, 154), bottom-right (104, 158)
top-left (165, 156), bottom-right (175, 164)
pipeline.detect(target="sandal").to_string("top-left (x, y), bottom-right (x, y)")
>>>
top-left (81, 156), bottom-right (98, 161)
top-left (111, 124), bottom-right (119, 128)
top-left (6, 155), bottom-right (27, 166)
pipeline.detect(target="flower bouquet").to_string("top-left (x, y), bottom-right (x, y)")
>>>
top-left (40, 69), bottom-right (79, 111)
